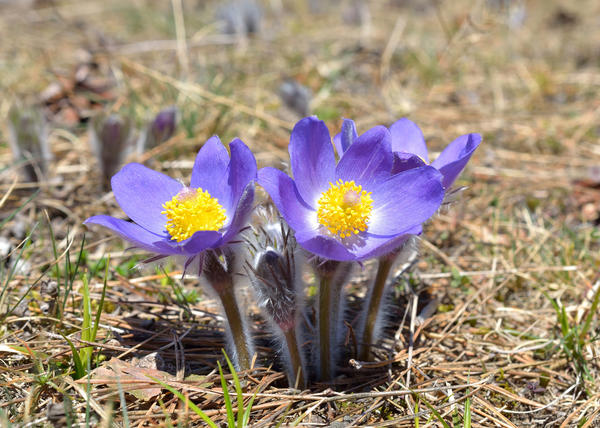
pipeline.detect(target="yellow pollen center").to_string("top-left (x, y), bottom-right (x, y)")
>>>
top-left (161, 187), bottom-right (226, 242)
top-left (316, 179), bottom-right (373, 239)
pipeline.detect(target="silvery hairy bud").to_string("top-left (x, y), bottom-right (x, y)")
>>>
top-left (217, 0), bottom-right (262, 36)
top-left (278, 80), bottom-right (312, 117)
top-left (7, 104), bottom-right (51, 182)
top-left (252, 247), bottom-right (297, 331)
top-left (246, 210), bottom-right (307, 387)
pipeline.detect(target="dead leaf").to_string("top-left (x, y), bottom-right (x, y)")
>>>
top-left (89, 357), bottom-right (174, 401)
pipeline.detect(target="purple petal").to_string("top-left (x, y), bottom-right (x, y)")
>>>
top-left (335, 125), bottom-right (393, 187)
top-left (220, 184), bottom-right (255, 244)
top-left (190, 136), bottom-right (230, 208)
top-left (258, 167), bottom-right (317, 233)
top-left (333, 118), bottom-right (358, 156)
top-left (180, 230), bottom-right (223, 254)
top-left (389, 118), bottom-right (429, 163)
top-left (353, 225), bottom-right (422, 260)
top-left (226, 138), bottom-right (257, 213)
top-left (294, 231), bottom-right (355, 261)
top-left (84, 215), bottom-right (179, 255)
top-left (111, 163), bottom-right (183, 234)
top-left (391, 152), bottom-right (428, 174)
top-left (431, 133), bottom-right (482, 189)
top-left (368, 166), bottom-right (444, 235)
top-left (289, 116), bottom-right (335, 206)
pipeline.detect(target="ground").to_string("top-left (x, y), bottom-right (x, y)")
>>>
top-left (0, 0), bottom-right (599, 426)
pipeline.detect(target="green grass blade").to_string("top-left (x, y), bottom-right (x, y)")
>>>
top-left (61, 334), bottom-right (85, 380)
top-left (242, 389), bottom-right (258, 427)
top-left (91, 259), bottom-right (109, 343)
top-left (79, 276), bottom-right (93, 365)
top-left (412, 392), bottom-right (451, 428)
top-left (148, 376), bottom-right (218, 428)
top-left (218, 361), bottom-right (236, 427)
top-left (222, 349), bottom-right (245, 428)
top-left (463, 396), bottom-right (471, 428)
top-left (415, 398), bottom-right (420, 428)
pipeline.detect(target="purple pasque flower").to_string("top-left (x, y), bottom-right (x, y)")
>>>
top-left (85, 136), bottom-right (257, 273)
top-left (334, 118), bottom-right (482, 190)
top-left (258, 116), bottom-right (444, 262)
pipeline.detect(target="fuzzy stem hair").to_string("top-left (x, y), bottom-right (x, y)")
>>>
top-left (359, 254), bottom-right (395, 361)
top-left (282, 326), bottom-right (305, 389)
top-left (203, 250), bottom-right (253, 371)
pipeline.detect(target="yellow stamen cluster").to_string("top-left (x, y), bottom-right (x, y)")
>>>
top-left (161, 187), bottom-right (226, 242)
top-left (316, 179), bottom-right (373, 239)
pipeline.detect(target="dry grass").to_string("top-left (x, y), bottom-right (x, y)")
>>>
top-left (1, 0), bottom-right (599, 426)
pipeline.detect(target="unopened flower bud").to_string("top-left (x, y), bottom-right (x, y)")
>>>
top-left (89, 114), bottom-right (132, 190)
top-left (7, 104), bottom-right (50, 182)
top-left (137, 106), bottom-right (177, 153)
top-left (278, 80), bottom-right (311, 117)
top-left (252, 248), bottom-right (297, 331)
top-left (217, 0), bottom-right (262, 36)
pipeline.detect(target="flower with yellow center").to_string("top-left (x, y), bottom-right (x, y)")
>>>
top-left (162, 187), bottom-right (227, 242)
top-left (258, 116), bottom-right (445, 261)
top-left (317, 179), bottom-right (373, 239)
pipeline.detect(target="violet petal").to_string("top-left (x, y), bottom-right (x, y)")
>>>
top-left (335, 125), bottom-right (393, 188)
top-left (389, 118), bottom-right (429, 163)
top-left (111, 163), bottom-right (182, 234)
top-left (258, 167), bottom-right (317, 233)
top-left (431, 133), bottom-right (482, 189)
top-left (190, 136), bottom-right (230, 209)
top-left (84, 215), bottom-right (178, 255)
top-left (368, 166), bottom-right (444, 235)
top-left (289, 116), bottom-right (335, 206)
top-left (333, 118), bottom-right (358, 156)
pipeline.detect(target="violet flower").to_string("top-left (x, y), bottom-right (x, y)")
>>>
top-left (137, 106), bottom-right (178, 154)
top-left (89, 114), bottom-right (133, 191)
top-left (85, 136), bottom-right (256, 272)
top-left (259, 116), bottom-right (443, 379)
top-left (334, 118), bottom-right (482, 361)
top-left (258, 116), bottom-right (444, 262)
top-left (85, 136), bottom-right (257, 369)
top-left (335, 118), bottom-right (482, 190)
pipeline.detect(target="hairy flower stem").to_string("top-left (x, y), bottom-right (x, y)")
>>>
top-left (282, 328), bottom-right (305, 389)
top-left (316, 260), bottom-right (352, 381)
top-left (318, 271), bottom-right (334, 381)
top-left (214, 282), bottom-right (251, 370)
top-left (359, 254), bottom-right (395, 361)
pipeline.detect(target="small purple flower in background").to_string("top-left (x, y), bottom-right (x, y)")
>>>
top-left (85, 136), bottom-right (256, 275)
top-left (89, 114), bottom-right (133, 190)
top-left (137, 106), bottom-right (178, 154)
top-left (335, 118), bottom-right (482, 190)
top-left (258, 116), bottom-right (444, 262)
